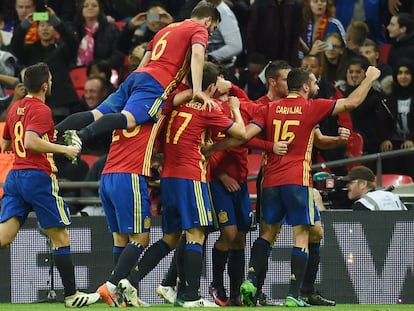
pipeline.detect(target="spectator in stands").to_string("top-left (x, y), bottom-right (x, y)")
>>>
top-left (378, 58), bottom-right (414, 180)
top-left (359, 38), bottom-right (393, 82)
top-left (0, 81), bottom-right (25, 121)
top-left (87, 58), bottom-right (117, 92)
top-left (206, 0), bottom-right (243, 81)
top-left (10, 7), bottom-right (80, 123)
top-left (247, 0), bottom-right (302, 67)
top-left (236, 52), bottom-right (267, 100)
top-left (117, 4), bottom-right (173, 56)
top-left (2, 0), bottom-right (36, 40)
top-left (345, 21), bottom-right (369, 55)
top-left (388, 0), bottom-right (414, 16)
top-left (334, 0), bottom-right (387, 44)
top-left (0, 51), bottom-right (17, 98)
top-left (386, 13), bottom-right (414, 70)
top-left (300, 0), bottom-right (346, 58)
top-left (72, 0), bottom-right (125, 72)
top-left (127, 42), bottom-right (148, 73)
top-left (342, 166), bottom-right (407, 211)
top-left (320, 32), bottom-right (350, 84)
top-left (337, 56), bottom-right (384, 157)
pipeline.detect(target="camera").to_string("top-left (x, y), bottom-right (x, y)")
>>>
top-left (323, 41), bottom-right (333, 51)
top-left (147, 12), bottom-right (161, 22)
top-left (313, 172), bottom-right (351, 209)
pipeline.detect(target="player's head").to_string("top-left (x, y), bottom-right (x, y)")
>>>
top-left (191, 2), bottom-right (221, 34)
top-left (287, 67), bottom-right (319, 98)
top-left (202, 61), bottom-right (221, 92)
top-left (23, 62), bottom-right (52, 96)
top-left (265, 60), bottom-right (292, 98)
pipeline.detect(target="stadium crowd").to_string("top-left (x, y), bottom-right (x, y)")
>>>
top-left (0, 0), bottom-right (413, 308)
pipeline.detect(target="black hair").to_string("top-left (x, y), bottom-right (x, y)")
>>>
top-left (23, 62), bottom-right (50, 93)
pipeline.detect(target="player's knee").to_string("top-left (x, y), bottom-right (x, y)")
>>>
top-left (309, 227), bottom-right (323, 243)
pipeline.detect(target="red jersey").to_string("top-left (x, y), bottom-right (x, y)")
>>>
top-left (162, 100), bottom-right (234, 182)
top-left (135, 20), bottom-right (208, 91)
top-left (210, 99), bottom-right (256, 183)
top-left (103, 117), bottom-right (166, 176)
top-left (255, 94), bottom-right (271, 106)
top-left (252, 95), bottom-right (335, 187)
top-left (2, 96), bottom-right (57, 175)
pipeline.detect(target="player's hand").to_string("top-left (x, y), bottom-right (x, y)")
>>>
top-left (200, 143), bottom-right (215, 158)
top-left (227, 96), bottom-right (240, 111)
top-left (215, 76), bottom-right (232, 95)
top-left (273, 141), bottom-right (288, 155)
top-left (401, 140), bottom-right (414, 149)
top-left (338, 127), bottom-right (350, 143)
top-left (193, 91), bottom-right (219, 111)
top-left (219, 173), bottom-right (241, 192)
top-left (64, 145), bottom-right (81, 162)
top-left (380, 140), bottom-right (393, 152)
top-left (365, 66), bottom-right (381, 81)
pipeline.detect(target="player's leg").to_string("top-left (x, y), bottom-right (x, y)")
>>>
top-left (301, 212), bottom-right (335, 306)
top-left (241, 186), bottom-right (282, 306)
top-left (75, 73), bottom-right (166, 143)
top-left (283, 185), bottom-right (313, 307)
top-left (0, 217), bottom-right (20, 248)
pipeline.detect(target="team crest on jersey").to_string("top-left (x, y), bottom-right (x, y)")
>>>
top-left (218, 211), bottom-right (228, 223)
top-left (144, 217), bottom-right (151, 229)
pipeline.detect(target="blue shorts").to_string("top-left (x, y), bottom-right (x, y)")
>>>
top-left (261, 185), bottom-right (315, 227)
top-left (96, 72), bottom-right (166, 123)
top-left (210, 181), bottom-right (256, 231)
top-left (161, 178), bottom-right (214, 233)
top-left (0, 169), bottom-right (71, 228)
top-left (100, 173), bottom-right (151, 234)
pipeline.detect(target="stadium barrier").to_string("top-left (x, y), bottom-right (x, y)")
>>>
top-left (1, 212), bottom-right (413, 304)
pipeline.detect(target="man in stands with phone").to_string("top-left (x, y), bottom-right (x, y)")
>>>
top-left (10, 5), bottom-right (79, 124)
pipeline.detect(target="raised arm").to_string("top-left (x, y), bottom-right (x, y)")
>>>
top-left (333, 66), bottom-right (381, 116)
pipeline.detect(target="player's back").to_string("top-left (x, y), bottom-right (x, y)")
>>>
top-left (258, 96), bottom-right (334, 187)
top-left (162, 100), bottom-right (233, 182)
top-left (103, 117), bottom-right (166, 176)
top-left (4, 97), bottom-right (56, 174)
top-left (137, 20), bottom-right (208, 90)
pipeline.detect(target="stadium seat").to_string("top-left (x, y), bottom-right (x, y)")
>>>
top-left (375, 174), bottom-right (414, 188)
top-left (379, 44), bottom-right (391, 64)
top-left (80, 154), bottom-right (100, 169)
top-left (346, 132), bottom-right (364, 170)
top-left (69, 66), bottom-right (88, 98)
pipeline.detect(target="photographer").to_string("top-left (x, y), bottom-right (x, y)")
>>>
top-left (341, 165), bottom-right (407, 211)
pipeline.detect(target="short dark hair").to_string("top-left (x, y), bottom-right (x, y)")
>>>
top-left (347, 56), bottom-right (370, 72)
top-left (287, 68), bottom-right (311, 92)
top-left (202, 61), bottom-right (220, 90)
top-left (397, 13), bottom-right (414, 33)
top-left (23, 62), bottom-right (50, 93)
top-left (191, 2), bottom-right (221, 23)
top-left (265, 60), bottom-right (292, 81)
top-left (360, 38), bottom-right (379, 52)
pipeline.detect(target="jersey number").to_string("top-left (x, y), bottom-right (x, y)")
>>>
top-left (273, 119), bottom-right (300, 143)
top-left (165, 110), bottom-right (192, 144)
top-left (151, 31), bottom-right (170, 61)
top-left (14, 121), bottom-right (26, 157)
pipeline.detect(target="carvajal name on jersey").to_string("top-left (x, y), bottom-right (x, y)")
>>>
top-left (276, 106), bottom-right (302, 114)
